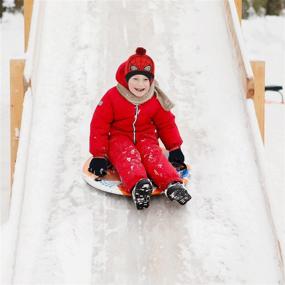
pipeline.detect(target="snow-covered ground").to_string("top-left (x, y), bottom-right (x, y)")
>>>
top-left (1, 2), bottom-right (285, 284)
top-left (242, 15), bottom-right (285, 276)
top-left (242, 16), bottom-right (284, 86)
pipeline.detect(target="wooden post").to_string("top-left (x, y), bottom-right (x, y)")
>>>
top-left (24, 0), bottom-right (34, 51)
top-left (234, 0), bottom-right (242, 22)
top-left (251, 61), bottom-right (265, 142)
top-left (9, 0), bottom-right (33, 189)
top-left (10, 59), bottom-right (25, 187)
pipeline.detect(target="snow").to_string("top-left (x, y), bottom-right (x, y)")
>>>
top-left (242, 16), bottom-right (285, 85)
top-left (1, 1), bottom-right (285, 284)
top-left (265, 103), bottom-right (285, 256)
top-left (242, 15), bottom-right (285, 275)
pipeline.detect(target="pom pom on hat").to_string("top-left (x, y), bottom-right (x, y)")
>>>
top-left (136, 47), bottom-right (146, 55)
top-left (125, 47), bottom-right (155, 82)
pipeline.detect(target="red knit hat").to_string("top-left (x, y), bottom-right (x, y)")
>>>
top-left (124, 47), bottom-right (155, 82)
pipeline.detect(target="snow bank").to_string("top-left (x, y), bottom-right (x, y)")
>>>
top-left (1, 89), bottom-right (33, 284)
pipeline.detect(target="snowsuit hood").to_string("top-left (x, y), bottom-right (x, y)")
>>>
top-left (115, 62), bottom-right (129, 89)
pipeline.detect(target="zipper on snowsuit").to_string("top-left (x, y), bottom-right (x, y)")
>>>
top-left (132, 104), bottom-right (139, 144)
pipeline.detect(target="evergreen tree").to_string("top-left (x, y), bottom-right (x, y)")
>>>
top-left (14, 0), bottom-right (23, 12)
top-left (0, 0), bottom-right (23, 18)
top-left (253, 0), bottom-right (268, 15)
top-left (266, 0), bottom-right (283, 14)
top-left (242, 0), bottom-right (251, 18)
top-left (1, 1), bottom-right (7, 18)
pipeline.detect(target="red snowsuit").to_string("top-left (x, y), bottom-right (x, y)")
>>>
top-left (89, 63), bottom-right (183, 193)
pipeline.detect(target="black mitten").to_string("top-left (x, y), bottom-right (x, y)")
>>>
top-left (168, 148), bottom-right (185, 165)
top-left (88, 157), bottom-right (108, 176)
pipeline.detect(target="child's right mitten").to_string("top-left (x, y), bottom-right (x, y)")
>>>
top-left (88, 157), bottom-right (108, 176)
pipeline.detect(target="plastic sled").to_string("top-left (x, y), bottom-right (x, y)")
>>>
top-left (82, 157), bottom-right (191, 196)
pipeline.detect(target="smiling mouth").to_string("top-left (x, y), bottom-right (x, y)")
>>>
top-left (135, 88), bottom-right (145, 92)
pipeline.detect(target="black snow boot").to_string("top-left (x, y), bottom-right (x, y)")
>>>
top-left (165, 182), bottom-right (191, 205)
top-left (132, 178), bottom-right (153, 210)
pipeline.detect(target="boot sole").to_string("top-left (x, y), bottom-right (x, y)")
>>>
top-left (133, 188), bottom-right (152, 210)
top-left (167, 188), bottom-right (192, 205)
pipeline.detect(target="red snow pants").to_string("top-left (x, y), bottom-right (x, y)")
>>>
top-left (108, 136), bottom-right (182, 193)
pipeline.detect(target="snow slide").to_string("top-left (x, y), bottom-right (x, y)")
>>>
top-left (3, 0), bottom-right (284, 284)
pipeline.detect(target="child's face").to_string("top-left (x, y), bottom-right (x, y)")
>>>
top-left (128, 74), bottom-right (150, 97)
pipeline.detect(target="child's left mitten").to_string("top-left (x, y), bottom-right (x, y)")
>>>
top-left (168, 148), bottom-right (185, 165)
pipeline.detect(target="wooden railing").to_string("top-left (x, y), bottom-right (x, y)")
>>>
top-left (251, 61), bottom-right (265, 140)
top-left (224, 0), bottom-right (265, 141)
top-left (10, 0), bottom-right (33, 187)
top-left (224, 0), bottom-right (255, 98)
top-left (10, 60), bottom-right (25, 187)
top-left (24, 0), bottom-right (33, 51)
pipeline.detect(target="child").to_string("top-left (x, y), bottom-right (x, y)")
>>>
top-left (89, 47), bottom-right (191, 210)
